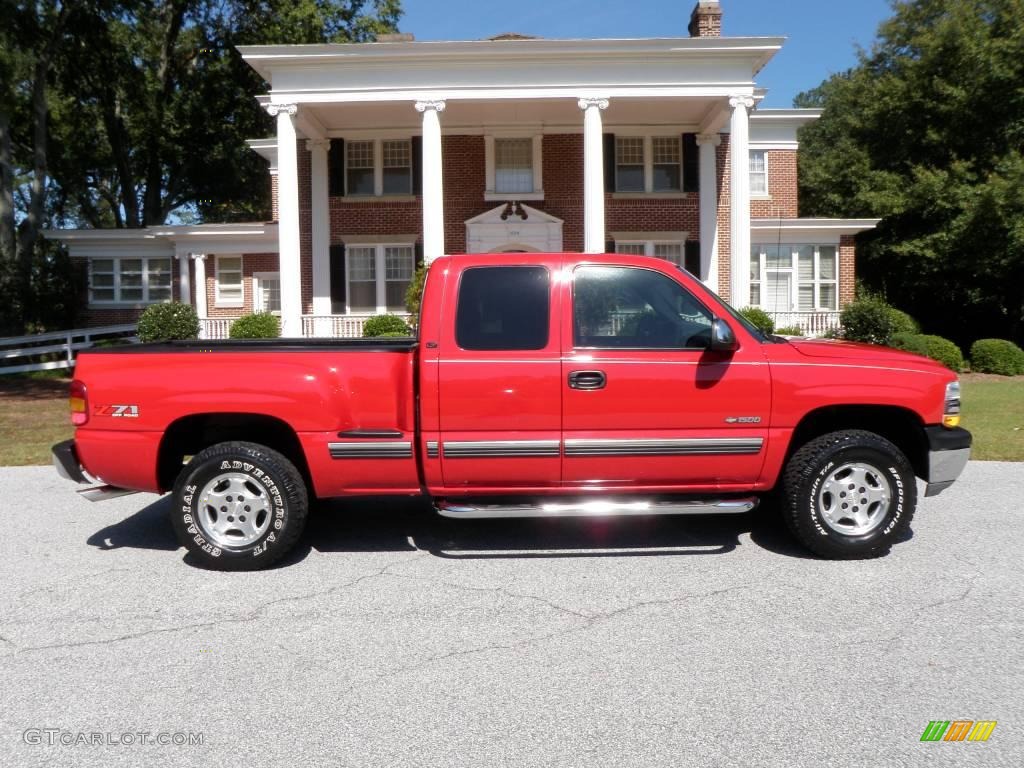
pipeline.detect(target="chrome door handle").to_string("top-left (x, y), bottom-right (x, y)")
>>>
top-left (568, 370), bottom-right (607, 390)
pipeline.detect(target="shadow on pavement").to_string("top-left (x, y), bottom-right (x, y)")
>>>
top-left (86, 493), bottom-right (817, 565)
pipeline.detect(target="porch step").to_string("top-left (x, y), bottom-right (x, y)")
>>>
top-left (435, 496), bottom-right (758, 519)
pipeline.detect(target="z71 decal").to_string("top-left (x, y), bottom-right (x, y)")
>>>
top-left (94, 404), bottom-right (140, 418)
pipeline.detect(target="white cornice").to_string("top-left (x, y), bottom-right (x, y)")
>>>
top-left (44, 223), bottom-right (280, 257)
top-left (751, 218), bottom-right (880, 239)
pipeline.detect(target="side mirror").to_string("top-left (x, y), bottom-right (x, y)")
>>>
top-left (710, 318), bottom-right (738, 353)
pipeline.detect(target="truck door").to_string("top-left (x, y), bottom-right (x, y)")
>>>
top-left (560, 260), bottom-right (771, 490)
top-left (434, 257), bottom-right (562, 489)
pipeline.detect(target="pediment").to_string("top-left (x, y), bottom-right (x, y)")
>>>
top-left (464, 204), bottom-right (563, 226)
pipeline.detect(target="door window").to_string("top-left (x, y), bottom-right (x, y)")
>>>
top-left (573, 266), bottom-right (713, 349)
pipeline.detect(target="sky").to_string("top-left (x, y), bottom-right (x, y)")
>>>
top-left (399, 0), bottom-right (895, 107)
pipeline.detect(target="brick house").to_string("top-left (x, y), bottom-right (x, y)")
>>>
top-left (46, 0), bottom-right (877, 338)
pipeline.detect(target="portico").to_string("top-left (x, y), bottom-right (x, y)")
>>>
top-left (240, 35), bottom-right (782, 336)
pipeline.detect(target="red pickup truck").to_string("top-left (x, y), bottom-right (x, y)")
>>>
top-left (53, 253), bottom-right (970, 569)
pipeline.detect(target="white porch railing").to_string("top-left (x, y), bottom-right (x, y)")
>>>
top-left (301, 314), bottom-right (411, 338)
top-left (199, 318), bottom-right (233, 340)
top-left (767, 311), bottom-right (841, 337)
top-left (200, 314), bottom-right (413, 339)
top-left (0, 324), bottom-right (138, 375)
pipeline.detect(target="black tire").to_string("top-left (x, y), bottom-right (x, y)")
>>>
top-left (781, 430), bottom-right (916, 559)
top-left (171, 441), bottom-right (308, 571)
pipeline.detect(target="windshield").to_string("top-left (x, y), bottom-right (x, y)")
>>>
top-left (677, 267), bottom-right (774, 343)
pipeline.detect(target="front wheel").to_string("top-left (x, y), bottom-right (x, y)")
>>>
top-left (781, 430), bottom-right (916, 559)
top-left (171, 441), bottom-right (309, 571)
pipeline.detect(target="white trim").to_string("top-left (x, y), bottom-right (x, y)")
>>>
top-left (214, 255), bottom-right (244, 308)
top-left (751, 218), bottom-right (881, 241)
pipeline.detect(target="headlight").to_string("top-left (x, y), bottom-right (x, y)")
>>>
top-left (943, 380), bottom-right (961, 428)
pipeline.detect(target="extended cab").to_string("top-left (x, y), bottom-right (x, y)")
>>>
top-left (53, 253), bottom-right (971, 569)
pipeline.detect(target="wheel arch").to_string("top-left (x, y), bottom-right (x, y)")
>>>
top-left (787, 405), bottom-right (928, 480)
top-left (157, 412), bottom-right (311, 492)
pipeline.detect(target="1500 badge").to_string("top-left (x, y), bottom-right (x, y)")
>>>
top-left (95, 404), bottom-right (140, 418)
top-left (725, 416), bottom-right (761, 424)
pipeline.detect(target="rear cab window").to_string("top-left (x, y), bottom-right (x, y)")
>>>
top-left (455, 266), bottom-right (550, 351)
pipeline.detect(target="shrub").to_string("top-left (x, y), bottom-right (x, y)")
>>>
top-left (229, 312), bottom-right (280, 339)
top-left (404, 263), bottom-right (428, 325)
top-left (774, 325), bottom-right (804, 336)
top-left (889, 332), bottom-right (929, 356)
top-left (839, 296), bottom-right (898, 345)
top-left (137, 302), bottom-right (200, 343)
top-left (890, 333), bottom-right (964, 371)
top-left (970, 339), bottom-right (1024, 375)
top-left (739, 306), bottom-right (775, 335)
top-left (363, 314), bottom-right (411, 337)
top-left (888, 308), bottom-right (920, 335)
top-left (376, 331), bottom-right (412, 337)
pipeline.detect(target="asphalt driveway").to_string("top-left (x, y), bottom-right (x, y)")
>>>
top-left (0, 462), bottom-right (1020, 767)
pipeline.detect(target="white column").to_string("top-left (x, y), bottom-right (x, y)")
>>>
top-left (578, 97), bottom-right (609, 254)
top-left (268, 102), bottom-right (302, 337)
top-left (191, 253), bottom-right (208, 322)
top-left (307, 139), bottom-right (332, 336)
top-left (729, 95), bottom-right (754, 306)
top-left (176, 253), bottom-right (191, 305)
top-left (696, 133), bottom-right (721, 292)
top-left (415, 100), bottom-right (446, 263)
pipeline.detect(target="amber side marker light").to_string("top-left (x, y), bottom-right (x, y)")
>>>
top-left (943, 381), bottom-right (961, 428)
top-left (69, 379), bottom-right (88, 426)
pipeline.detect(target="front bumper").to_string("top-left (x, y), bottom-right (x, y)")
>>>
top-left (52, 439), bottom-right (89, 484)
top-left (923, 426), bottom-right (972, 497)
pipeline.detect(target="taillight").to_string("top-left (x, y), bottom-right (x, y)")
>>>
top-left (70, 379), bottom-right (88, 426)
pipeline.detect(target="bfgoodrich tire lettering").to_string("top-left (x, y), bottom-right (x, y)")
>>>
top-left (782, 430), bottom-right (917, 559)
top-left (171, 441), bottom-right (308, 571)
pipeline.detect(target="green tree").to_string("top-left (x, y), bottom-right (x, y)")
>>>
top-left (0, 0), bottom-right (402, 333)
top-left (796, 0), bottom-right (1024, 346)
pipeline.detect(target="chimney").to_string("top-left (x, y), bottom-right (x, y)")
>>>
top-left (688, 0), bottom-right (722, 37)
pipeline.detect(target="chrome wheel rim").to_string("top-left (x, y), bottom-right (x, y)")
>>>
top-left (197, 472), bottom-right (273, 548)
top-left (817, 462), bottom-right (891, 536)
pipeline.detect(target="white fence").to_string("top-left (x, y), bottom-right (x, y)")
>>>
top-left (767, 311), bottom-right (842, 337)
top-left (0, 324), bottom-right (138, 375)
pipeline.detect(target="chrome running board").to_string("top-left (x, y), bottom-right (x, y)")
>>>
top-left (435, 497), bottom-right (758, 519)
top-left (77, 485), bottom-right (140, 503)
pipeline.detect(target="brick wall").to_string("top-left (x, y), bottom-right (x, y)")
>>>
top-left (751, 150), bottom-right (798, 219)
top-left (715, 136), bottom-right (732, 299)
top-left (839, 234), bottom-right (856, 308)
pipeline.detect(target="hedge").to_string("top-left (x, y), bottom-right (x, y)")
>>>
top-left (229, 312), bottom-right (280, 339)
top-left (889, 333), bottom-right (964, 371)
top-left (136, 302), bottom-right (200, 343)
top-left (738, 306), bottom-right (774, 335)
top-left (969, 339), bottom-right (1024, 375)
top-left (363, 314), bottom-right (412, 337)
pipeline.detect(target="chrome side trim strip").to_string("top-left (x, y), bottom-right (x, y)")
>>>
top-left (426, 441), bottom-right (439, 459)
top-left (442, 440), bottom-right (561, 458)
top-left (437, 497), bottom-right (759, 519)
top-left (563, 438), bottom-right (763, 457)
top-left (328, 441), bottom-right (413, 459)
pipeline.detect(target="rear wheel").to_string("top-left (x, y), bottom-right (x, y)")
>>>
top-left (782, 430), bottom-right (916, 559)
top-left (171, 441), bottom-right (308, 571)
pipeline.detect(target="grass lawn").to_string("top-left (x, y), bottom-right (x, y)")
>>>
top-left (959, 373), bottom-right (1024, 461)
top-left (0, 374), bottom-right (73, 466)
top-left (0, 371), bottom-right (1020, 466)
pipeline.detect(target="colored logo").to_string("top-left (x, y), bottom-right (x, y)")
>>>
top-left (920, 720), bottom-right (997, 742)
